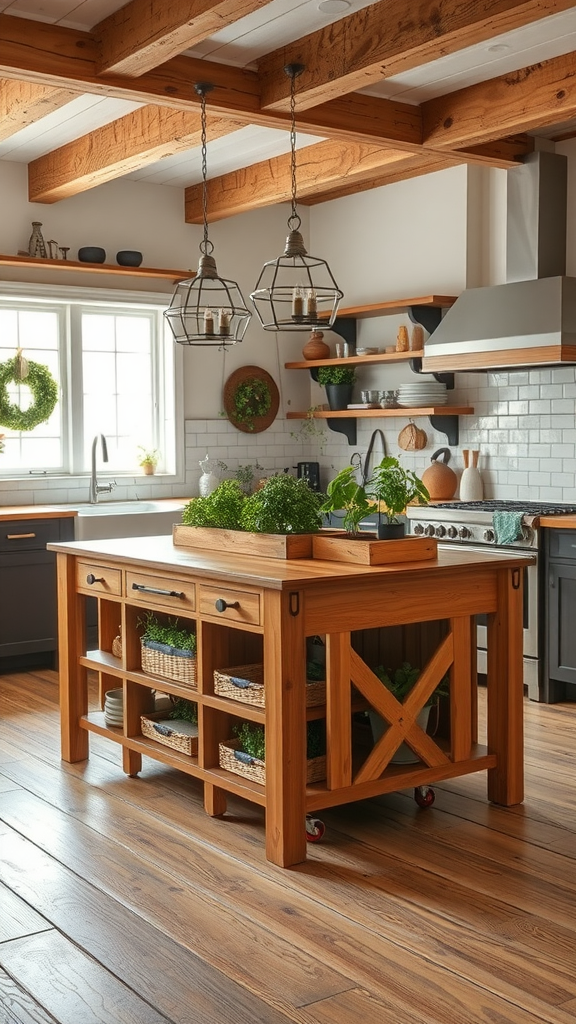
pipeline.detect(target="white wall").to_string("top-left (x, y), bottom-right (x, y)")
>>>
top-left (2, 148), bottom-right (576, 506)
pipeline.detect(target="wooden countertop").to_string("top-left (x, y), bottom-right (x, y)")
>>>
top-left (540, 515), bottom-right (576, 528)
top-left (0, 505), bottom-right (77, 521)
top-left (48, 533), bottom-right (535, 591)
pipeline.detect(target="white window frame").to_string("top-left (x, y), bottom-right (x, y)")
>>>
top-left (0, 281), bottom-right (184, 483)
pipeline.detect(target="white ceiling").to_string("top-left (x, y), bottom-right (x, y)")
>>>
top-left (1, 0), bottom-right (576, 189)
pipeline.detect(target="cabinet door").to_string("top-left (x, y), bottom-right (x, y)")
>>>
top-left (548, 561), bottom-right (576, 685)
top-left (0, 550), bottom-right (58, 656)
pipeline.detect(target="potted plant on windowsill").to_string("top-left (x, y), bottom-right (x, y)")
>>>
top-left (369, 662), bottom-right (449, 763)
top-left (316, 364), bottom-right (357, 410)
top-left (137, 446), bottom-right (160, 475)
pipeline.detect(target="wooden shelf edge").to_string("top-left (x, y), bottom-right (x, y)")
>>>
top-left (318, 295), bottom-right (457, 321)
top-left (0, 253), bottom-right (192, 281)
top-left (286, 407), bottom-right (474, 419)
top-left (285, 350), bottom-right (424, 369)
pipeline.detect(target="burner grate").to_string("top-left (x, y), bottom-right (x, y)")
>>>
top-left (427, 500), bottom-right (576, 515)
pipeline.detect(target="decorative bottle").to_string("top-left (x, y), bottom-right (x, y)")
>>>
top-left (302, 330), bottom-right (330, 361)
top-left (198, 455), bottom-right (219, 496)
top-left (460, 450), bottom-right (483, 501)
top-left (28, 222), bottom-right (47, 258)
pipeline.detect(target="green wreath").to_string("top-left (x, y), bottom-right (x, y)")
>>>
top-left (0, 356), bottom-right (59, 431)
top-left (233, 377), bottom-right (272, 431)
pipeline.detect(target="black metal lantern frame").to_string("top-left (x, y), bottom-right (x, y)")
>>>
top-left (165, 84), bottom-right (252, 347)
top-left (250, 64), bottom-right (343, 332)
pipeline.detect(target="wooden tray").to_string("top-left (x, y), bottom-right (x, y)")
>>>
top-left (312, 532), bottom-right (437, 565)
top-left (173, 524), bottom-right (314, 559)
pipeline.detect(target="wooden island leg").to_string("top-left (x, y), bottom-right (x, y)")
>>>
top-left (57, 553), bottom-right (89, 764)
top-left (263, 590), bottom-right (307, 868)
top-left (486, 566), bottom-right (524, 805)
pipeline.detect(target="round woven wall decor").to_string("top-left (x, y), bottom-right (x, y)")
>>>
top-left (223, 365), bottom-right (280, 434)
top-left (398, 421), bottom-right (427, 451)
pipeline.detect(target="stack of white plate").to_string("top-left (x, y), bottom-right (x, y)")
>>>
top-left (396, 380), bottom-right (448, 408)
top-left (104, 687), bottom-right (124, 727)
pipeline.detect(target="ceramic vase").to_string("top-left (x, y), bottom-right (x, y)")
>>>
top-left (460, 450), bottom-right (483, 500)
top-left (302, 330), bottom-right (330, 360)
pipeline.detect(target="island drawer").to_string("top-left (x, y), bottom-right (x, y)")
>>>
top-left (76, 561), bottom-right (122, 597)
top-left (126, 571), bottom-right (196, 612)
top-left (199, 584), bottom-right (261, 625)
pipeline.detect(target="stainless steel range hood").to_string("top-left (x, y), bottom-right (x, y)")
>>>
top-left (423, 151), bottom-right (576, 372)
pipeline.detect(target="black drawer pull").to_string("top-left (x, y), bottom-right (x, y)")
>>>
top-left (215, 598), bottom-right (240, 613)
top-left (6, 533), bottom-right (36, 540)
top-left (132, 583), bottom-right (185, 598)
top-left (86, 573), bottom-right (105, 585)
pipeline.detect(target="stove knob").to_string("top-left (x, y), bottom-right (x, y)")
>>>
top-left (483, 528), bottom-right (495, 543)
top-left (447, 526), bottom-right (458, 538)
top-left (413, 523), bottom-right (424, 536)
top-left (425, 524), bottom-right (436, 537)
top-left (458, 526), bottom-right (471, 539)
top-left (435, 525), bottom-right (446, 538)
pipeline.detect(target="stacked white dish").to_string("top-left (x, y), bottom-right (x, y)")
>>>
top-left (396, 380), bottom-right (448, 408)
top-left (104, 687), bottom-right (124, 727)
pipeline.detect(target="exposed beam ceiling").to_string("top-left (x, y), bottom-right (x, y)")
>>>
top-left (95, 0), bottom-right (272, 77)
top-left (0, 1), bottom-right (575, 221)
top-left (0, 79), bottom-right (77, 143)
top-left (28, 106), bottom-right (242, 203)
top-left (258, 0), bottom-right (576, 111)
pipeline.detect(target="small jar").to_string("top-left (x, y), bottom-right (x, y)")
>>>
top-left (396, 325), bottom-right (409, 352)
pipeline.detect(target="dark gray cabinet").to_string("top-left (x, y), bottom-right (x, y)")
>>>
top-left (544, 529), bottom-right (576, 702)
top-left (0, 516), bottom-right (74, 670)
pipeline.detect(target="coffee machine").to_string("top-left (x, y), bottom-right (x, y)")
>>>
top-left (295, 461), bottom-right (321, 491)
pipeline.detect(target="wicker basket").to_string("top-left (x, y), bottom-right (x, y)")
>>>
top-left (141, 639), bottom-right (197, 689)
top-left (112, 630), bottom-right (123, 659)
top-left (141, 711), bottom-right (198, 755)
top-left (214, 664), bottom-right (326, 708)
top-left (219, 738), bottom-right (326, 785)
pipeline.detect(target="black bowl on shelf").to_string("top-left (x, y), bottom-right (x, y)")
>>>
top-left (78, 246), bottom-right (106, 263)
top-left (116, 250), bottom-right (143, 267)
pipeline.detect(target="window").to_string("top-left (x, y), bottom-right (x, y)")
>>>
top-left (0, 286), bottom-right (179, 478)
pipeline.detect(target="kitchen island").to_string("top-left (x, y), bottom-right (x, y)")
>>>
top-left (49, 533), bottom-right (533, 867)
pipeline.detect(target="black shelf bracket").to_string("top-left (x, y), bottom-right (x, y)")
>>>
top-left (407, 304), bottom-right (443, 335)
top-left (409, 356), bottom-right (454, 389)
top-left (325, 317), bottom-right (357, 348)
top-left (429, 415), bottom-right (459, 446)
top-left (326, 417), bottom-right (357, 445)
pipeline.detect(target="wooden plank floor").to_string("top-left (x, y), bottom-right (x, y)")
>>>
top-left (0, 669), bottom-right (575, 1024)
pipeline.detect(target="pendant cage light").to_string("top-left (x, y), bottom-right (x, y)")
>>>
top-left (164, 83), bottom-right (252, 347)
top-left (250, 63), bottom-right (343, 332)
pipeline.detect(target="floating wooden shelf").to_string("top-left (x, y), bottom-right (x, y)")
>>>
top-left (0, 253), bottom-right (192, 281)
top-left (285, 349), bottom-right (424, 369)
top-left (319, 294), bottom-right (457, 321)
top-left (286, 407), bottom-right (474, 419)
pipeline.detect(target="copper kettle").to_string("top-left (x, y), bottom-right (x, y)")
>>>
top-left (421, 447), bottom-right (457, 501)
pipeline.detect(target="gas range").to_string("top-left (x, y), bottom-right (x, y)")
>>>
top-left (406, 499), bottom-right (576, 550)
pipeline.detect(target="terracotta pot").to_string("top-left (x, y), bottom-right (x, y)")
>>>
top-left (302, 330), bottom-right (330, 360)
top-left (421, 447), bottom-right (457, 500)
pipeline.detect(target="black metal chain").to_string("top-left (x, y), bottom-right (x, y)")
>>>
top-left (285, 64), bottom-right (304, 232)
top-left (195, 83), bottom-right (214, 256)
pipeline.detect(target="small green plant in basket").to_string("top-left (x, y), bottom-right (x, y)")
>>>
top-left (138, 612), bottom-right (196, 654)
top-left (168, 698), bottom-right (198, 724)
top-left (181, 479), bottom-right (246, 530)
top-left (233, 719), bottom-right (326, 760)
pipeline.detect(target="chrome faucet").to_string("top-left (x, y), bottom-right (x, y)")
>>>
top-left (89, 434), bottom-right (114, 503)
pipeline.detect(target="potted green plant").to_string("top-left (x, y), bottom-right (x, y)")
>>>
top-left (182, 479), bottom-right (246, 529)
top-left (138, 612), bottom-right (197, 687)
top-left (316, 365), bottom-right (357, 410)
top-left (240, 473), bottom-right (323, 534)
top-left (137, 446), bottom-right (160, 475)
top-left (369, 456), bottom-right (429, 539)
top-left (320, 464), bottom-right (373, 535)
top-left (369, 662), bottom-right (449, 763)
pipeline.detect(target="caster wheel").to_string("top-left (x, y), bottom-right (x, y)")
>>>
top-left (305, 816), bottom-right (325, 842)
top-left (414, 785), bottom-right (435, 808)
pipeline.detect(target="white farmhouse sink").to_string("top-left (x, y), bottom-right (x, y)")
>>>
top-left (65, 500), bottom-right (186, 541)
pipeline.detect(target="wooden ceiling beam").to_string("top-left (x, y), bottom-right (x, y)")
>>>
top-left (423, 49), bottom-right (576, 148)
top-left (27, 105), bottom-right (242, 203)
top-left (297, 154), bottom-right (460, 206)
top-left (258, 0), bottom-right (576, 111)
top-left (95, 0), bottom-right (271, 77)
top-left (183, 141), bottom-right (465, 222)
top-left (0, 79), bottom-right (76, 141)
